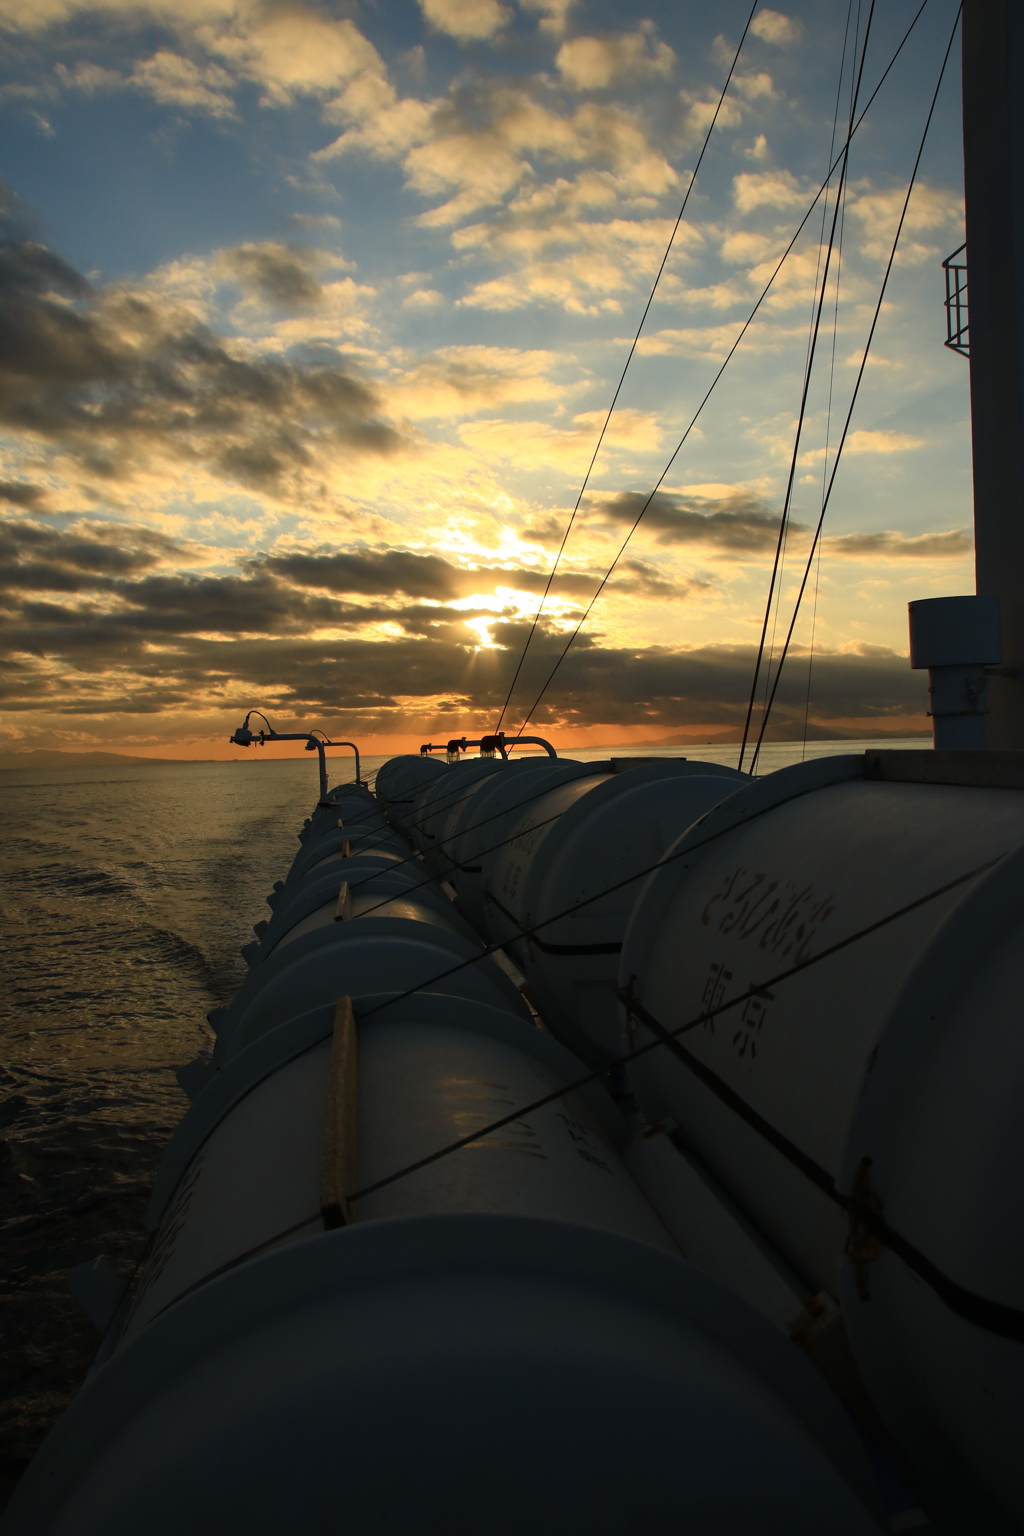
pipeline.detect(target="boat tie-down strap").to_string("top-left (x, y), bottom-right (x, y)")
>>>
top-left (623, 994), bottom-right (1024, 1343)
top-left (486, 890), bottom-right (622, 957)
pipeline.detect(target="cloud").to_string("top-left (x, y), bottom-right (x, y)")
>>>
top-left (512, 639), bottom-right (922, 732)
top-left (54, 61), bottom-right (123, 94)
top-left (0, 219), bottom-right (402, 505)
top-left (0, 518), bottom-right (925, 734)
top-left (732, 169), bottom-right (804, 213)
top-left (733, 71), bottom-right (774, 102)
top-left (749, 10), bottom-right (800, 45)
top-left (454, 209), bottom-right (687, 312)
top-left (418, 0), bottom-right (511, 43)
top-left (848, 182), bottom-right (963, 264)
top-left (634, 322), bottom-right (766, 360)
top-left (31, 4), bottom-right (391, 123)
top-left (0, 515), bottom-right (182, 594)
top-left (402, 287), bottom-right (443, 309)
top-left (826, 529), bottom-right (972, 561)
top-left (207, 10), bottom-right (383, 103)
top-left (592, 489), bottom-right (796, 553)
top-left (320, 74), bottom-right (677, 235)
top-left (458, 408), bottom-right (661, 469)
top-left (128, 51), bottom-right (236, 117)
top-left (220, 241), bottom-right (326, 309)
top-left (384, 345), bottom-right (569, 418)
top-left (258, 544), bottom-right (679, 602)
top-left (285, 213), bottom-right (342, 231)
top-left (844, 429), bottom-right (925, 455)
top-left (683, 96), bottom-right (742, 137)
top-left (0, 479), bottom-right (44, 506)
top-left (555, 23), bottom-right (675, 91)
top-left (519, 0), bottom-right (576, 36)
top-left (801, 430), bottom-right (924, 464)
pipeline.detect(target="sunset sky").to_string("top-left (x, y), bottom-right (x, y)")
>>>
top-left (0, 0), bottom-right (971, 757)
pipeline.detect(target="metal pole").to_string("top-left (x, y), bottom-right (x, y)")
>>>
top-left (308, 737), bottom-right (328, 802)
top-left (962, 0), bottom-right (1024, 747)
top-left (324, 741), bottom-right (363, 786)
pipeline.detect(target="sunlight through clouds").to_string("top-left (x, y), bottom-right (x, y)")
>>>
top-left (0, 0), bottom-right (970, 752)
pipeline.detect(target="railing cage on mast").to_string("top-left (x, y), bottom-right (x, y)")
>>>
top-left (942, 242), bottom-right (969, 356)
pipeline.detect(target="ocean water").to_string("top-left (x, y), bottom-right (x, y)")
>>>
top-left (0, 737), bottom-right (927, 1503)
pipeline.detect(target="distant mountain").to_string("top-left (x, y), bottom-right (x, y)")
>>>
top-left (597, 725), bottom-right (931, 749)
top-left (0, 749), bottom-right (189, 768)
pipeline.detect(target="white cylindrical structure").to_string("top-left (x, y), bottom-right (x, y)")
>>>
top-left (128, 994), bottom-right (680, 1341)
top-left (212, 908), bottom-right (531, 1067)
top-left (286, 823), bottom-right (410, 885)
top-left (908, 594), bottom-right (1002, 749)
top-left (297, 793), bottom-right (390, 848)
top-left (483, 761), bottom-right (744, 1064)
top-left (253, 861), bottom-right (447, 964)
top-left (446, 758), bottom-right (601, 927)
top-left (4, 1221), bottom-right (886, 1536)
top-left (2, 992), bottom-right (885, 1534)
top-left (411, 757), bottom-right (507, 866)
top-left (375, 755), bottom-right (449, 835)
top-left (268, 888), bottom-right (482, 957)
top-left (618, 749), bottom-right (1024, 1526)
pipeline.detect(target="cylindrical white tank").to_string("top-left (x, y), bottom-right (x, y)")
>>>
top-left (255, 861), bottom-right (445, 962)
top-left (375, 755), bottom-right (449, 834)
top-left (618, 750), bottom-right (1024, 1526)
top-left (288, 844), bottom-right (408, 890)
top-left (482, 761), bottom-right (744, 1063)
top-left (126, 993), bottom-right (681, 1340)
top-left (298, 797), bottom-right (395, 848)
top-left (297, 793), bottom-right (390, 849)
top-left (446, 758), bottom-right (601, 926)
top-left (268, 888), bottom-right (483, 957)
top-left (321, 783), bottom-right (376, 815)
top-left (211, 910), bottom-right (531, 1067)
top-left (2, 994), bottom-right (885, 1534)
top-left (411, 757), bottom-right (507, 864)
top-left (286, 823), bottom-right (410, 885)
top-left (4, 1220), bottom-right (886, 1536)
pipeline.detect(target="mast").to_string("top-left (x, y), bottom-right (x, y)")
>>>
top-left (961, 0), bottom-right (1024, 748)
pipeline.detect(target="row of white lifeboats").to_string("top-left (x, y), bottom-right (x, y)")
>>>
top-left (5, 746), bottom-right (1022, 1533)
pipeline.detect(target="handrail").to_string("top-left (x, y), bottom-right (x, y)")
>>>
top-left (229, 712), bottom-right (365, 799)
top-left (942, 242), bottom-right (969, 357)
top-left (322, 740), bottom-right (362, 789)
top-left (418, 732), bottom-right (557, 761)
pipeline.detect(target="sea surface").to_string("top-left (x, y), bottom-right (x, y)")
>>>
top-left (0, 738), bottom-right (927, 1504)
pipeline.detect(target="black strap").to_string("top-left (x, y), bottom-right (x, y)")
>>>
top-left (627, 997), bottom-right (1024, 1344)
top-left (488, 891), bottom-right (622, 957)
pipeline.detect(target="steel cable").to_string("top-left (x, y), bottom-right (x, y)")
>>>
top-left (748, 3), bottom-right (962, 772)
top-left (491, 0), bottom-right (761, 736)
top-left (343, 850), bottom-right (1024, 1343)
top-left (738, 0), bottom-right (872, 772)
top-left (172, 847), bottom-right (1021, 1344)
top-left (505, 0), bottom-right (934, 744)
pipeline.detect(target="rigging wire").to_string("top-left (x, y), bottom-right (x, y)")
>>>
top-left (490, 0), bottom-right (761, 737)
top-left (350, 852), bottom-right (999, 1202)
top-left (738, 0), bottom-right (869, 772)
top-left (758, 0), bottom-right (859, 768)
top-left (172, 840), bottom-right (1024, 1346)
top-left (802, 10), bottom-right (859, 763)
top-left (801, 536), bottom-right (826, 760)
top-left (801, 199), bottom-right (850, 759)
top-left (179, 848), bottom-right (1022, 1343)
top-left (505, 0), bottom-right (934, 745)
top-left (327, 13), bottom-right (932, 864)
top-left (748, 2), bottom-right (962, 772)
top-left (338, 761), bottom-right (586, 881)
